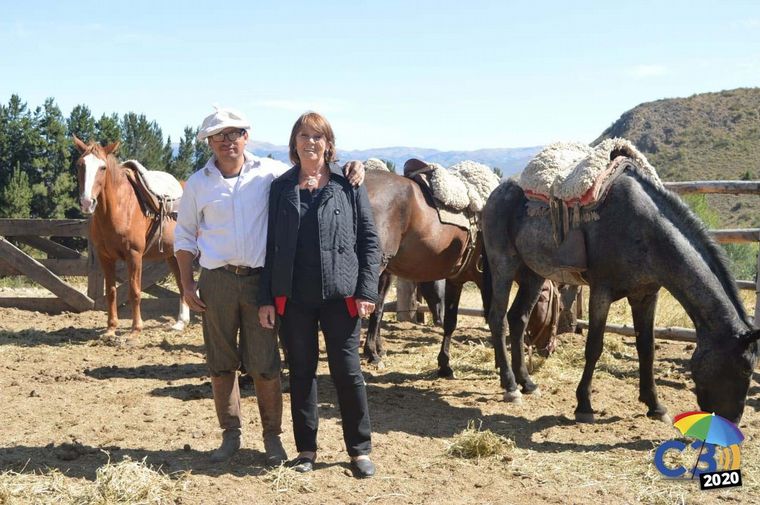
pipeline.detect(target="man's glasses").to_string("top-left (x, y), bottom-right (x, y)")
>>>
top-left (210, 129), bottom-right (245, 142)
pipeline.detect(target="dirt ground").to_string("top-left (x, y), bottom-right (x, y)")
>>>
top-left (1, 298), bottom-right (759, 505)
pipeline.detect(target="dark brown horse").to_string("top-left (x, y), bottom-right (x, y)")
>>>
top-left (73, 136), bottom-right (189, 341)
top-left (364, 168), bottom-right (482, 375)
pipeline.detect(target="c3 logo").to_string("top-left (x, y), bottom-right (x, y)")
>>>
top-left (654, 439), bottom-right (741, 478)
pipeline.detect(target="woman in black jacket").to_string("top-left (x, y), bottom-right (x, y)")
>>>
top-left (258, 111), bottom-right (381, 478)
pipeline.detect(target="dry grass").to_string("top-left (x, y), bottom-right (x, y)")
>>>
top-left (261, 464), bottom-right (316, 496)
top-left (445, 420), bottom-right (515, 462)
top-left (0, 456), bottom-right (187, 505)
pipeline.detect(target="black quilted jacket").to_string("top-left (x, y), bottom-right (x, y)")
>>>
top-left (258, 163), bottom-right (380, 305)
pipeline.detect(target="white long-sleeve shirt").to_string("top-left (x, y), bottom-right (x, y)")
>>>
top-left (174, 151), bottom-right (289, 269)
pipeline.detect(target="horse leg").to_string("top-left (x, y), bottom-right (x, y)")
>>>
top-left (629, 290), bottom-right (670, 423)
top-left (101, 256), bottom-right (118, 338)
top-left (557, 284), bottom-right (580, 334)
top-left (364, 271), bottom-right (393, 367)
top-left (417, 280), bottom-right (444, 326)
top-left (126, 251), bottom-right (144, 338)
top-left (486, 260), bottom-right (522, 402)
top-left (574, 286), bottom-right (613, 423)
top-left (435, 280), bottom-right (463, 379)
top-left (507, 267), bottom-right (544, 395)
top-left (166, 255), bottom-right (190, 331)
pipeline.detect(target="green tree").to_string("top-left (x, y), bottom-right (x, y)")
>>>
top-left (119, 112), bottom-right (169, 171)
top-left (0, 164), bottom-right (33, 217)
top-left (95, 112), bottom-right (122, 146)
top-left (0, 95), bottom-right (37, 193)
top-left (168, 126), bottom-right (195, 180)
top-left (67, 104), bottom-right (96, 143)
top-left (193, 131), bottom-right (212, 171)
top-left (30, 98), bottom-right (76, 219)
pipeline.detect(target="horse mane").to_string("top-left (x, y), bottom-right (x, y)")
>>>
top-left (629, 165), bottom-right (751, 327)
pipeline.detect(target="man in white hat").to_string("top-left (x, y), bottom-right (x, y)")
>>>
top-left (174, 107), bottom-right (364, 466)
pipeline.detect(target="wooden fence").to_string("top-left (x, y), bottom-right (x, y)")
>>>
top-left (0, 218), bottom-right (174, 313)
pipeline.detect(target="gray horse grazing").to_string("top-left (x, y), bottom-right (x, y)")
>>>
top-left (482, 146), bottom-right (759, 424)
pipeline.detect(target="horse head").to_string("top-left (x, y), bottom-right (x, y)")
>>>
top-left (691, 328), bottom-right (760, 424)
top-left (73, 135), bottom-right (120, 215)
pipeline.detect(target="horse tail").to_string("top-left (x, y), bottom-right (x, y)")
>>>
top-left (480, 244), bottom-right (492, 323)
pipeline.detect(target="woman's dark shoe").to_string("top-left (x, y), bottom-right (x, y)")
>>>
top-left (350, 457), bottom-right (375, 478)
top-left (288, 456), bottom-right (315, 473)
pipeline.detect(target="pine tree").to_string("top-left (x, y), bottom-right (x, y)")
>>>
top-left (67, 104), bottom-right (96, 143)
top-left (120, 112), bottom-right (170, 171)
top-left (193, 129), bottom-right (212, 171)
top-left (168, 126), bottom-right (195, 180)
top-left (31, 98), bottom-right (75, 219)
top-left (0, 164), bottom-right (33, 218)
top-left (95, 113), bottom-right (122, 145)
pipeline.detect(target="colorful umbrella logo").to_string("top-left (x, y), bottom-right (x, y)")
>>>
top-left (673, 411), bottom-right (744, 478)
top-left (673, 411), bottom-right (744, 447)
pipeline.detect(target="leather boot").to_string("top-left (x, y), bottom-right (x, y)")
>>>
top-left (210, 372), bottom-right (241, 463)
top-left (253, 375), bottom-right (287, 466)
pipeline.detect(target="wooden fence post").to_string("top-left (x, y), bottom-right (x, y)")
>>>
top-left (396, 278), bottom-right (418, 322)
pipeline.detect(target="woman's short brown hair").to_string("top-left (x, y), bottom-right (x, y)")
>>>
top-left (288, 111), bottom-right (337, 166)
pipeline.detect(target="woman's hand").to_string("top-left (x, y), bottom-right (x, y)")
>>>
top-left (259, 305), bottom-right (276, 329)
top-left (355, 298), bottom-right (375, 318)
top-left (343, 160), bottom-right (365, 186)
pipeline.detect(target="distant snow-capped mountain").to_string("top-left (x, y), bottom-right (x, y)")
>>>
top-left (246, 141), bottom-right (542, 177)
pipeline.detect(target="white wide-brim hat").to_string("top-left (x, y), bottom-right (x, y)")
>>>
top-left (197, 106), bottom-right (251, 141)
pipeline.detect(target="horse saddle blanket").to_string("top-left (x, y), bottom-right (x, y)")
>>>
top-left (518, 137), bottom-right (660, 207)
top-left (403, 157), bottom-right (501, 230)
top-left (517, 138), bottom-right (660, 282)
top-left (403, 164), bottom-right (469, 230)
top-left (123, 160), bottom-right (183, 218)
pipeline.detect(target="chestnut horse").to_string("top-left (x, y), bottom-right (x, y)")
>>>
top-left (73, 136), bottom-right (189, 340)
top-left (364, 168), bottom-right (487, 375)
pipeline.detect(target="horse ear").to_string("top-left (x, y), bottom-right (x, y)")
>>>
top-left (73, 135), bottom-right (88, 153)
top-left (104, 141), bottom-right (121, 155)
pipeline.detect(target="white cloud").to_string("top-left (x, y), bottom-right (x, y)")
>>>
top-left (627, 64), bottom-right (668, 78)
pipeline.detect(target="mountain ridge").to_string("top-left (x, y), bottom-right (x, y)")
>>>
top-left (246, 141), bottom-right (543, 176)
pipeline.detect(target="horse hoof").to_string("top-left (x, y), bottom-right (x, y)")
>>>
top-left (171, 320), bottom-right (186, 332)
top-left (503, 390), bottom-right (523, 404)
top-left (437, 367), bottom-right (455, 379)
top-left (649, 412), bottom-right (672, 424)
top-left (575, 412), bottom-right (595, 424)
top-left (523, 385), bottom-right (541, 396)
top-left (374, 360), bottom-right (386, 371)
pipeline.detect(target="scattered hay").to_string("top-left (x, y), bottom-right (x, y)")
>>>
top-left (0, 456), bottom-right (187, 505)
top-left (446, 420), bottom-right (514, 462)
top-left (262, 464), bottom-right (316, 495)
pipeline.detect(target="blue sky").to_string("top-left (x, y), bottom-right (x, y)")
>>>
top-left (1, 1), bottom-right (758, 151)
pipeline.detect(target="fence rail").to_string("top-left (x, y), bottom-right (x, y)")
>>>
top-left (0, 218), bottom-right (173, 313)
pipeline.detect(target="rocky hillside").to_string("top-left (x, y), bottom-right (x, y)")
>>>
top-left (594, 87), bottom-right (760, 227)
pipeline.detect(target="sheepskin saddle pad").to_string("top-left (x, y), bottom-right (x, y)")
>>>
top-left (518, 138), bottom-right (660, 206)
top-left (404, 158), bottom-right (501, 214)
top-left (364, 158), bottom-right (390, 171)
top-left (122, 160), bottom-right (183, 216)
